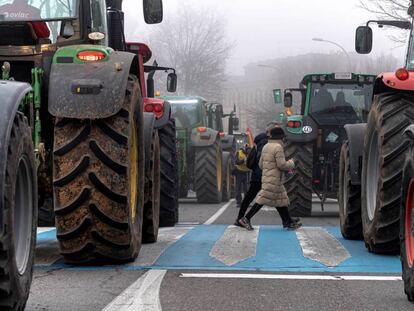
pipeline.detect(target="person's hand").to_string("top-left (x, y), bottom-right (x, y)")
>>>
top-left (288, 159), bottom-right (295, 168)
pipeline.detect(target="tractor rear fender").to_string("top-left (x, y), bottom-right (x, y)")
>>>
top-left (191, 128), bottom-right (220, 147)
top-left (0, 81), bottom-right (32, 233)
top-left (220, 134), bottom-right (235, 153)
top-left (373, 72), bottom-right (414, 95)
top-left (344, 123), bottom-right (367, 185)
top-left (144, 98), bottom-right (172, 129)
top-left (144, 112), bottom-right (156, 179)
top-left (285, 115), bottom-right (318, 143)
top-left (48, 50), bottom-right (139, 119)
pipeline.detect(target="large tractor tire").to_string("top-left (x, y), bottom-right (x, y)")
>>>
top-left (221, 151), bottom-right (232, 202)
top-left (285, 141), bottom-right (313, 217)
top-left (0, 112), bottom-right (37, 310)
top-left (142, 125), bottom-right (160, 244)
top-left (401, 144), bottom-right (414, 302)
top-left (361, 93), bottom-right (414, 253)
top-left (338, 142), bottom-right (363, 240)
top-left (159, 119), bottom-right (179, 227)
top-left (195, 139), bottom-right (223, 203)
top-left (53, 76), bottom-right (145, 264)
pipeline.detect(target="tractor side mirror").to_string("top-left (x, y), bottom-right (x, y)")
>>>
top-left (167, 72), bottom-right (177, 93)
top-left (355, 26), bottom-right (373, 54)
top-left (284, 92), bottom-right (293, 108)
top-left (233, 117), bottom-right (240, 131)
top-left (273, 89), bottom-right (282, 104)
top-left (143, 0), bottom-right (163, 24)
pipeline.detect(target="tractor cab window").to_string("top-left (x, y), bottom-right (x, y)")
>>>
top-left (309, 83), bottom-right (373, 125)
top-left (171, 102), bottom-right (202, 128)
top-left (0, 0), bottom-right (77, 21)
top-left (407, 27), bottom-right (414, 70)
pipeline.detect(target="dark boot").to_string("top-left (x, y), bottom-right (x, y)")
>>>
top-left (245, 203), bottom-right (263, 220)
top-left (238, 217), bottom-right (254, 231)
top-left (285, 221), bottom-right (302, 231)
top-left (276, 206), bottom-right (301, 228)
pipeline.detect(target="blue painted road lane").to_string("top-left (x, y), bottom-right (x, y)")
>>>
top-left (35, 225), bottom-right (401, 274)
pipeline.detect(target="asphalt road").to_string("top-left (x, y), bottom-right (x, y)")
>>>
top-left (26, 197), bottom-right (413, 311)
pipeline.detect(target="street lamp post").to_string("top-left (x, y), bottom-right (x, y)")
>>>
top-left (312, 37), bottom-right (352, 72)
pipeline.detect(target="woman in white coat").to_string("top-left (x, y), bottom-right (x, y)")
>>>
top-left (238, 127), bottom-right (302, 231)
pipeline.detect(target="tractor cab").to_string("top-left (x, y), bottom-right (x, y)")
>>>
top-left (166, 96), bottom-right (207, 129)
top-left (275, 73), bottom-right (375, 139)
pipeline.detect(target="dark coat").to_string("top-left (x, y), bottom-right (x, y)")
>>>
top-left (250, 133), bottom-right (268, 183)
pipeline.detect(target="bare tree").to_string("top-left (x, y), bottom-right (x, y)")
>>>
top-left (359, 0), bottom-right (411, 42)
top-left (148, 6), bottom-right (232, 101)
top-left (359, 0), bottom-right (410, 20)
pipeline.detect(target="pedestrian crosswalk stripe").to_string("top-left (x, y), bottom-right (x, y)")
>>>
top-left (296, 227), bottom-right (351, 267)
top-left (34, 225), bottom-right (401, 274)
top-left (210, 225), bottom-right (259, 266)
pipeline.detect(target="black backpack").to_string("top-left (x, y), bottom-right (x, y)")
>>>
top-left (246, 145), bottom-right (257, 170)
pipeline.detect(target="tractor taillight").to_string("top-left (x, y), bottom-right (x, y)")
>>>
top-left (144, 104), bottom-right (154, 112)
top-left (287, 121), bottom-right (301, 128)
top-left (153, 104), bottom-right (163, 113)
top-left (396, 68), bottom-right (409, 81)
top-left (144, 103), bottom-right (164, 119)
top-left (198, 127), bottom-right (207, 133)
top-left (77, 50), bottom-right (107, 62)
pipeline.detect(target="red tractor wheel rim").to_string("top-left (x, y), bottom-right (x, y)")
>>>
top-left (406, 179), bottom-right (414, 268)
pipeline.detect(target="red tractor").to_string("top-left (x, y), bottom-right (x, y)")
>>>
top-left (339, 11), bottom-right (414, 301)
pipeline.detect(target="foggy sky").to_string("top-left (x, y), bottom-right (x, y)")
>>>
top-left (123, 0), bottom-right (409, 75)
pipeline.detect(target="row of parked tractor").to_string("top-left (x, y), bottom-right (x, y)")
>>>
top-left (272, 13), bottom-right (414, 303)
top-left (0, 0), bottom-right (254, 308)
top-left (166, 96), bottom-right (248, 204)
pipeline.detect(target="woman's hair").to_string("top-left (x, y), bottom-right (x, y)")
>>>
top-left (269, 127), bottom-right (285, 139)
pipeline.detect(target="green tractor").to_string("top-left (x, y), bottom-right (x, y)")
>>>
top-left (165, 96), bottom-right (224, 203)
top-left (0, 0), bottom-right (166, 308)
top-left (206, 103), bottom-right (240, 201)
top-left (274, 73), bottom-right (376, 216)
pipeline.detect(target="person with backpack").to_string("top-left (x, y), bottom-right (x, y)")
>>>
top-left (235, 132), bottom-right (267, 222)
top-left (236, 126), bottom-right (301, 230)
top-left (235, 122), bottom-right (279, 224)
top-left (233, 145), bottom-right (250, 208)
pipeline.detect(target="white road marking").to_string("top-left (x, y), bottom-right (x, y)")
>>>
top-left (130, 227), bottom-right (193, 267)
top-left (210, 225), bottom-right (259, 266)
top-left (102, 270), bottom-right (166, 311)
top-left (204, 199), bottom-right (235, 225)
top-left (296, 227), bottom-right (350, 267)
top-left (37, 227), bottom-right (55, 234)
top-left (179, 273), bottom-right (402, 281)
